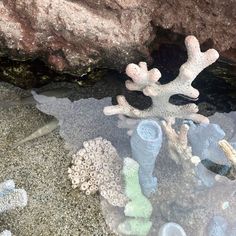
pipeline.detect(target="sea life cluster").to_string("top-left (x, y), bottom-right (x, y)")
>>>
top-left (2, 35), bottom-right (235, 236)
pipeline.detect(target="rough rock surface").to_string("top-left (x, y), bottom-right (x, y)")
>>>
top-left (0, 0), bottom-right (235, 74)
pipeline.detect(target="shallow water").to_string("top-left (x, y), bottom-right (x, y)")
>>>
top-left (0, 47), bottom-right (235, 236)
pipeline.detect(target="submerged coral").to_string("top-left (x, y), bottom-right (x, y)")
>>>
top-left (188, 122), bottom-right (227, 164)
top-left (158, 222), bottom-right (187, 236)
top-left (104, 36), bottom-right (219, 123)
top-left (68, 137), bottom-right (128, 207)
top-left (13, 118), bottom-right (59, 148)
top-left (0, 230), bottom-right (11, 236)
top-left (0, 179), bottom-right (28, 213)
top-left (0, 180), bottom-right (27, 235)
top-left (162, 120), bottom-right (200, 182)
top-left (32, 93), bottom-right (130, 156)
top-left (118, 158), bottom-right (153, 236)
top-left (207, 215), bottom-right (228, 236)
top-left (219, 139), bottom-right (236, 179)
top-left (131, 120), bottom-right (162, 196)
top-left (156, 117), bottom-right (236, 235)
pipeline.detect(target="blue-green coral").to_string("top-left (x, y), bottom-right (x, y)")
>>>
top-left (118, 157), bottom-right (152, 236)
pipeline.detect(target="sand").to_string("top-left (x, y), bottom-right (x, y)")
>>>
top-left (0, 81), bottom-right (117, 236)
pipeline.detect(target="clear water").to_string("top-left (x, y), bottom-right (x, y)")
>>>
top-left (0, 45), bottom-right (235, 236)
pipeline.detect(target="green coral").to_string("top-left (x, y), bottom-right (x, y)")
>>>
top-left (118, 158), bottom-right (153, 236)
top-left (118, 218), bottom-right (152, 236)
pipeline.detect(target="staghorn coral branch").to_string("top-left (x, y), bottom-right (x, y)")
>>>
top-left (104, 36), bottom-right (219, 123)
top-left (68, 137), bottom-right (128, 207)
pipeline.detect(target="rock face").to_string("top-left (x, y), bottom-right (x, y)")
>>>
top-left (0, 0), bottom-right (235, 74)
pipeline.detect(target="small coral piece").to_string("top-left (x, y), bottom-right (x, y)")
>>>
top-left (219, 139), bottom-right (236, 179)
top-left (68, 137), bottom-right (128, 207)
top-left (0, 179), bottom-right (28, 214)
top-left (104, 35), bottom-right (219, 123)
top-left (118, 218), bottom-right (152, 236)
top-left (188, 122), bottom-right (236, 185)
top-left (0, 230), bottom-right (11, 236)
top-left (13, 118), bottom-right (59, 148)
top-left (130, 119), bottom-right (162, 196)
top-left (162, 120), bottom-right (200, 171)
top-left (118, 157), bottom-right (152, 236)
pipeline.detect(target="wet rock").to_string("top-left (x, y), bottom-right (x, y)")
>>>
top-left (0, 0), bottom-right (235, 75)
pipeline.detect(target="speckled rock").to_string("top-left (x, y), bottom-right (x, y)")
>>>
top-left (0, 0), bottom-right (235, 75)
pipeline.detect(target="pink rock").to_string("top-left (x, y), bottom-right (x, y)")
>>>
top-left (0, 0), bottom-right (235, 74)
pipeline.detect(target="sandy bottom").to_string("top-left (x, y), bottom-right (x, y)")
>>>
top-left (0, 82), bottom-right (115, 236)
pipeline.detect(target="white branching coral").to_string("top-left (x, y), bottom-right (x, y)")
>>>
top-left (68, 137), bottom-right (128, 207)
top-left (104, 36), bottom-right (219, 123)
top-left (0, 179), bottom-right (28, 214)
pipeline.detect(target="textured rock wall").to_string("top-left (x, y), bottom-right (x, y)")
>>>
top-left (0, 0), bottom-right (235, 74)
top-left (153, 0), bottom-right (236, 60)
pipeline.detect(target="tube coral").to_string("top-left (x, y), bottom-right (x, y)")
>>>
top-left (130, 119), bottom-right (162, 196)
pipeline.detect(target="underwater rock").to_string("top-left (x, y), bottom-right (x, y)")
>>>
top-left (32, 92), bottom-right (130, 156)
top-left (158, 222), bottom-right (187, 236)
top-left (188, 122), bottom-right (226, 162)
top-left (0, 179), bottom-right (28, 213)
top-left (188, 122), bottom-right (236, 185)
top-left (130, 119), bottom-right (162, 196)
